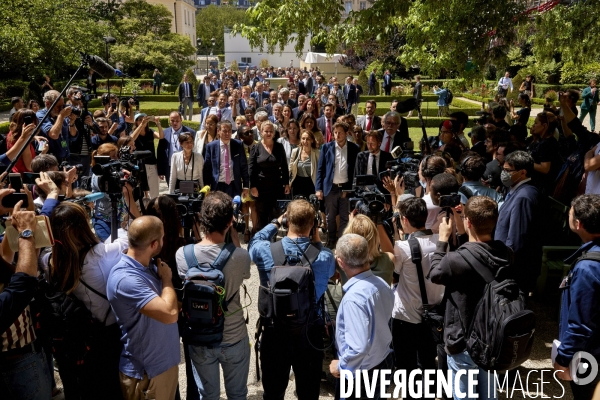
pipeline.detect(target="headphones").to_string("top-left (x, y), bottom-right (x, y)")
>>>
top-left (459, 155), bottom-right (474, 173)
top-left (101, 93), bottom-right (111, 106)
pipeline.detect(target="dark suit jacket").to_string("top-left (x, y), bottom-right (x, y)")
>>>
top-left (369, 72), bottom-right (376, 85)
top-left (317, 116), bottom-right (335, 141)
top-left (343, 84), bottom-right (357, 104)
top-left (383, 74), bottom-right (392, 88)
top-left (283, 98), bottom-right (297, 109)
top-left (298, 81), bottom-right (306, 95)
top-left (377, 118), bottom-right (410, 150)
top-left (179, 82), bottom-right (194, 102)
top-left (495, 181), bottom-right (542, 290)
top-left (202, 139), bottom-right (249, 196)
top-left (250, 91), bottom-right (270, 106)
top-left (315, 141), bottom-right (360, 196)
top-left (357, 115), bottom-right (382, 131)
top-left (196, 83), bottom-right (215, 106)
top-left (157, 125), bottom-right (196, 176)
top-left (354, 150), bottom-right (393, 192)
top-left (305, 79), bottom-right (314, 96)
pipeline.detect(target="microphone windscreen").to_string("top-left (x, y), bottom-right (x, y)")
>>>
top-left (84, 192), bottom-right (106, 202)
top-left (87, 55), bottom-right (115, 79)
top-left (394, 98), bottom-right (418, 114)
top-left (199, 185), bottom-right (211, 196)
top-left (233, 195), bottom-right (241, 206)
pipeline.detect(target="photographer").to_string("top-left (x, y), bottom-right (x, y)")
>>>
top-left (390, 197), bottom-right (445, 399)
top-left (67, 87), bottom-right (96, 177)
top-left (419, 155), bottom-right (449, 231)
top-left (36, 90), bottom-right (79, 163)
top-left (132, 113), bottom-right (164, 199)
top-left (90, 143), bottom-right (141, 241)
top-left (91, 117), bottom-right (118, 150)
top-left (0, 199), bottom-right (52, 400)
top-left (175, 192), bottom-right (251, 400)
top-left (458, 153), bottom-right (502, 204)
top-left (248, 199), bottom-right (335, 400)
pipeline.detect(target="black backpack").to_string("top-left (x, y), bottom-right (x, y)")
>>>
top-left (257, 241), bottom-right (321, 332)
top-left (179, 243), bottom-right (236, 346)
top-left (458, 249), bottom-right (535, 372)
top-left (446, 88), bottom-right (454, 105)
top-left (38, 278), bottom-right (110, 364)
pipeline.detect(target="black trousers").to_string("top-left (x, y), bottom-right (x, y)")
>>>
top-left (392, 319), bottom-right (438, 399)
top-left (260, 324), bottom-right (324, 400)
top-left (335, 352), bottom-right (395, 400)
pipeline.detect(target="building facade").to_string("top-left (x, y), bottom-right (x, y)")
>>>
top-left (146, 0), bottom-right (197, 48)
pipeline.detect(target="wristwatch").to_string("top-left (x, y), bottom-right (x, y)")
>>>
top-left (18, 229), bottom-right (34, 239)
top-left (271, 219), bottom-right (281, 229)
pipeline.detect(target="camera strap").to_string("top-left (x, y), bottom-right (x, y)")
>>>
top-left (408, 235), bottom-right (432, 307)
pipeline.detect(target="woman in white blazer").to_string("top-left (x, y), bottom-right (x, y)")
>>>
top-left (169, 132), bottom-right (204, 194)
top-left (289, 129), bottom-right (319, 199)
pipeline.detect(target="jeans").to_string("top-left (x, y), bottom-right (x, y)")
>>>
top-left (145, 164), bottom-right (159, 199)
top-left (188, 337), bottom-right (251, 400)
top-left (580, 106), bottom-right (597, 132)
top-left (0, 346), bottom-right (52, 400)
top-left (447, 350), bottom-right (497, 400)
top-left (392, 319), bottom-right (437, 399)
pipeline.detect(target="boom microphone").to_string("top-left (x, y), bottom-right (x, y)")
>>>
top-left (394, 97), bottom-right (419, 114)
top-left (84, 54), bottom-right (115, 79)
top-left (115, 69), bottom-right (132, 78)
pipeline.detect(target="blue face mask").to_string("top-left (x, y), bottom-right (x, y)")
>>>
top-left (420, 179), bottom-right (427, 189)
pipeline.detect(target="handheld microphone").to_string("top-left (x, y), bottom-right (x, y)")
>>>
top-left (84, 54), bottom-right (115, 79)
top-left (232, 195), bottom-right (242, 216)
top-left (198, 185), bottom-right (211, 199)
top-left (83, 192), bottom-right (106, 202)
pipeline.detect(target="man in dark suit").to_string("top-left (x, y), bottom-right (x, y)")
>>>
top-left (157, 111), bottom-right (196, 180)
top-left (317, 103), bottom-right (337, 143)
top-left (196, 76), bottom-right (215, 108)
top-left (279, 88), bottom-right (297, 108)
top-left (495, 151), bottom-right (542, 294)
top-left (354, 131), bottom-right (393, 193)
top-left (316, 121), bottom-right (360, 248)
top-left (250, 82), bottom-right (270, 109)
top-left (353, 78), bottom-right (363, 115)
top-left (343, 76), bottom-right (357, 115)
top-left (357, 100), bottom-right (382, 131)
top-left (292, 95), bottom-right (306, 119)
top-left (202, 120), bottom-right (249, 199)
top-left (179, 75), bottom-right (194, 121)
top-left (264, 91), bottom-right (279, 117)
top-left (377, 111), bottom-right (411, 153)
top-left (304, 72), bottom-right (314, 96)
top-left (368, 68), bottom-right (377, 95)
top-left (383, 70), bottom-right (393, 96)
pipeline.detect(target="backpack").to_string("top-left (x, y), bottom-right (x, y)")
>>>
top-left (446, 88), bottom-right (454, 105)
top-left (458, 250), bottom-right (535, 372)
top-left (38, 278), bottom-right (110, 364)
top-left (179, 243), bottom-right (236, 346)
top-left (257, 241), bottom-right (321, 332)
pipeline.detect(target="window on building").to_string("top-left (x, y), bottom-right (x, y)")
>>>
top-left (359, 1), bottom-right (366, 10)
top-left (345, 1), bottom-right (352, 13)
top-left (241, 57), bottom-right (252, 63)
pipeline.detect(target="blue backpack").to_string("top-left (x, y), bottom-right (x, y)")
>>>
top-left (179, 243), bottom-right (237, 346)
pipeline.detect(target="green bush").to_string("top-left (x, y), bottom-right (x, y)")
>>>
top-left (0, 122), bottom-right (9, 135)
top-left (360, 94), bottom-right (439, 103)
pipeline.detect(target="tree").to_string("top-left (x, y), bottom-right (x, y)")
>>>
top-left (234, 0), bottom-right (528, 78)
top-left (195, 5), bottom-right (248, 55)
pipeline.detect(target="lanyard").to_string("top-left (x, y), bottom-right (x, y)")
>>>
top-left (183, 152), bottom-right (195, 180)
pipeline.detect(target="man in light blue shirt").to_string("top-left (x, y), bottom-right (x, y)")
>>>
top-left (107, 216), bottom-right (180, 400)
top-left (433, 85), bottom-right (449, 117)
top-left (330, 234), bottom-right (394, 400)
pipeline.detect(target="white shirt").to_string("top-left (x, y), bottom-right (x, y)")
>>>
top-left (498, 77), bottom-right (514, 91)
top-left (424, 194), bottom-right (442, 233)
top-left (207, 106), bottom-right (236, 129)
top-left (587, 145), bottom-right (600, 194)
top-left (170, 127), bottom-right (183, 164)
top-left (333, 141), bottom-right (348, 184)
top-left (218, 140), bottom-right (234, 183)
top-left (41, 237), bottom-right (129, 326)
top-left (393, 234), bottom-right (445, 323)
top-left (380, 131), bottom-right (395, 152)
top-left (168, 151), bottom-right (205, 194)
top-left (204, 84), bottom-right (210, 99)
top-left (367, 151), bottom-right (379, 175)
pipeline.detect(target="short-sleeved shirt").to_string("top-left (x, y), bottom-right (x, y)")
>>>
top-left (528, 136), bottom-right (562, 193)
top-left (176, 243), bottom-right (251, 345)
top-left (515, 107), bottom-right (531, 126)
top-left (36, 108), bottom-right (76, 160)
top-left (106, 254), bottom-right (180, 379)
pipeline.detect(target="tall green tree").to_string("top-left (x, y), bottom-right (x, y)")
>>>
top-left (195, 5), bottom-right (248, 55)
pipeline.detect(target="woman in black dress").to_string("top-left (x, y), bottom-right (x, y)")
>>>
top-left (527, 111), bottom-right (562, 194)
top-left (249, 120), bottom-right (290, 230)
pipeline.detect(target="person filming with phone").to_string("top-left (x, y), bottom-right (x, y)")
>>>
top-left (6, 109), bottom-right (48, 173)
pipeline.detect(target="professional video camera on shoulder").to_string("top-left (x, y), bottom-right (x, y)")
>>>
top-left (378, 148), bottom-right (422, 191)
top-left (275, 194), bottom-right (322, 237)
top-left (92, 150), bottom-right (152, 194)
top-left (348, 175), bottom-right (389, 224)
top-left (166, 184), bottom-right (211, 232)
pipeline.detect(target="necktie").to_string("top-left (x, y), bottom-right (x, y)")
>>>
top-left (185, 83), bottom-right (189, 98)
top-left (370, 154), bottom-right (377, 175)
top-left (326, 119), bottom-right (332, 143)
top-left (384, 135), bottom-right (391, 152)
top-left (366, 117), bottom-right (372, 131)
top-left (218, 108), bottom-right (222, 121)
top-left (224, 143), bottom-right (231, 185)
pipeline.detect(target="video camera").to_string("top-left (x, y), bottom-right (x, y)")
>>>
top-left (276, 195), bottom-right (323, 236)
top-left (378, 157), bottom-right (421, 190)
top-left (92, 150), bottom-right (153, 194)
top-left (165, 185), bottom-right (211, 230)
top-left (59, 161), bottom-right (84, 175)
top-left (348, 175), bottom-right (389, 224)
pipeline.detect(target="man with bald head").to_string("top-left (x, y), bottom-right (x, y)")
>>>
top-left (107, 216), bottom-right (180, 400)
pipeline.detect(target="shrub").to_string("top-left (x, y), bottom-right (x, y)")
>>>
top-left (260, 59), bottom-right (269, 69)
top-left (545, 90), bottom-right (558, 103)
top-left (230, 60), bottom-right (239, 72)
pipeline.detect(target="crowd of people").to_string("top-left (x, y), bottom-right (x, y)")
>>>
top-left (1, 65), bottom-right (600, 400)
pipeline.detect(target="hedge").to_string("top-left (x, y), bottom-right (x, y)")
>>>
top-left (357, 105), bottom-right (481, 118)
top-left (359, 94), bottom-right (439, 103)
top-left (0, 122), bottom-right (9, 135)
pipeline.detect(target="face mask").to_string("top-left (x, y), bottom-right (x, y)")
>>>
top-left (420, 179), bottom-right (427, 189)
top-left (501, 170), bottom-right (513, 188)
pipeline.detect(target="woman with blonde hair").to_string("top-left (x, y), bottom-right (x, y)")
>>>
top-left (341, 213), bottom-right (395, 285)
